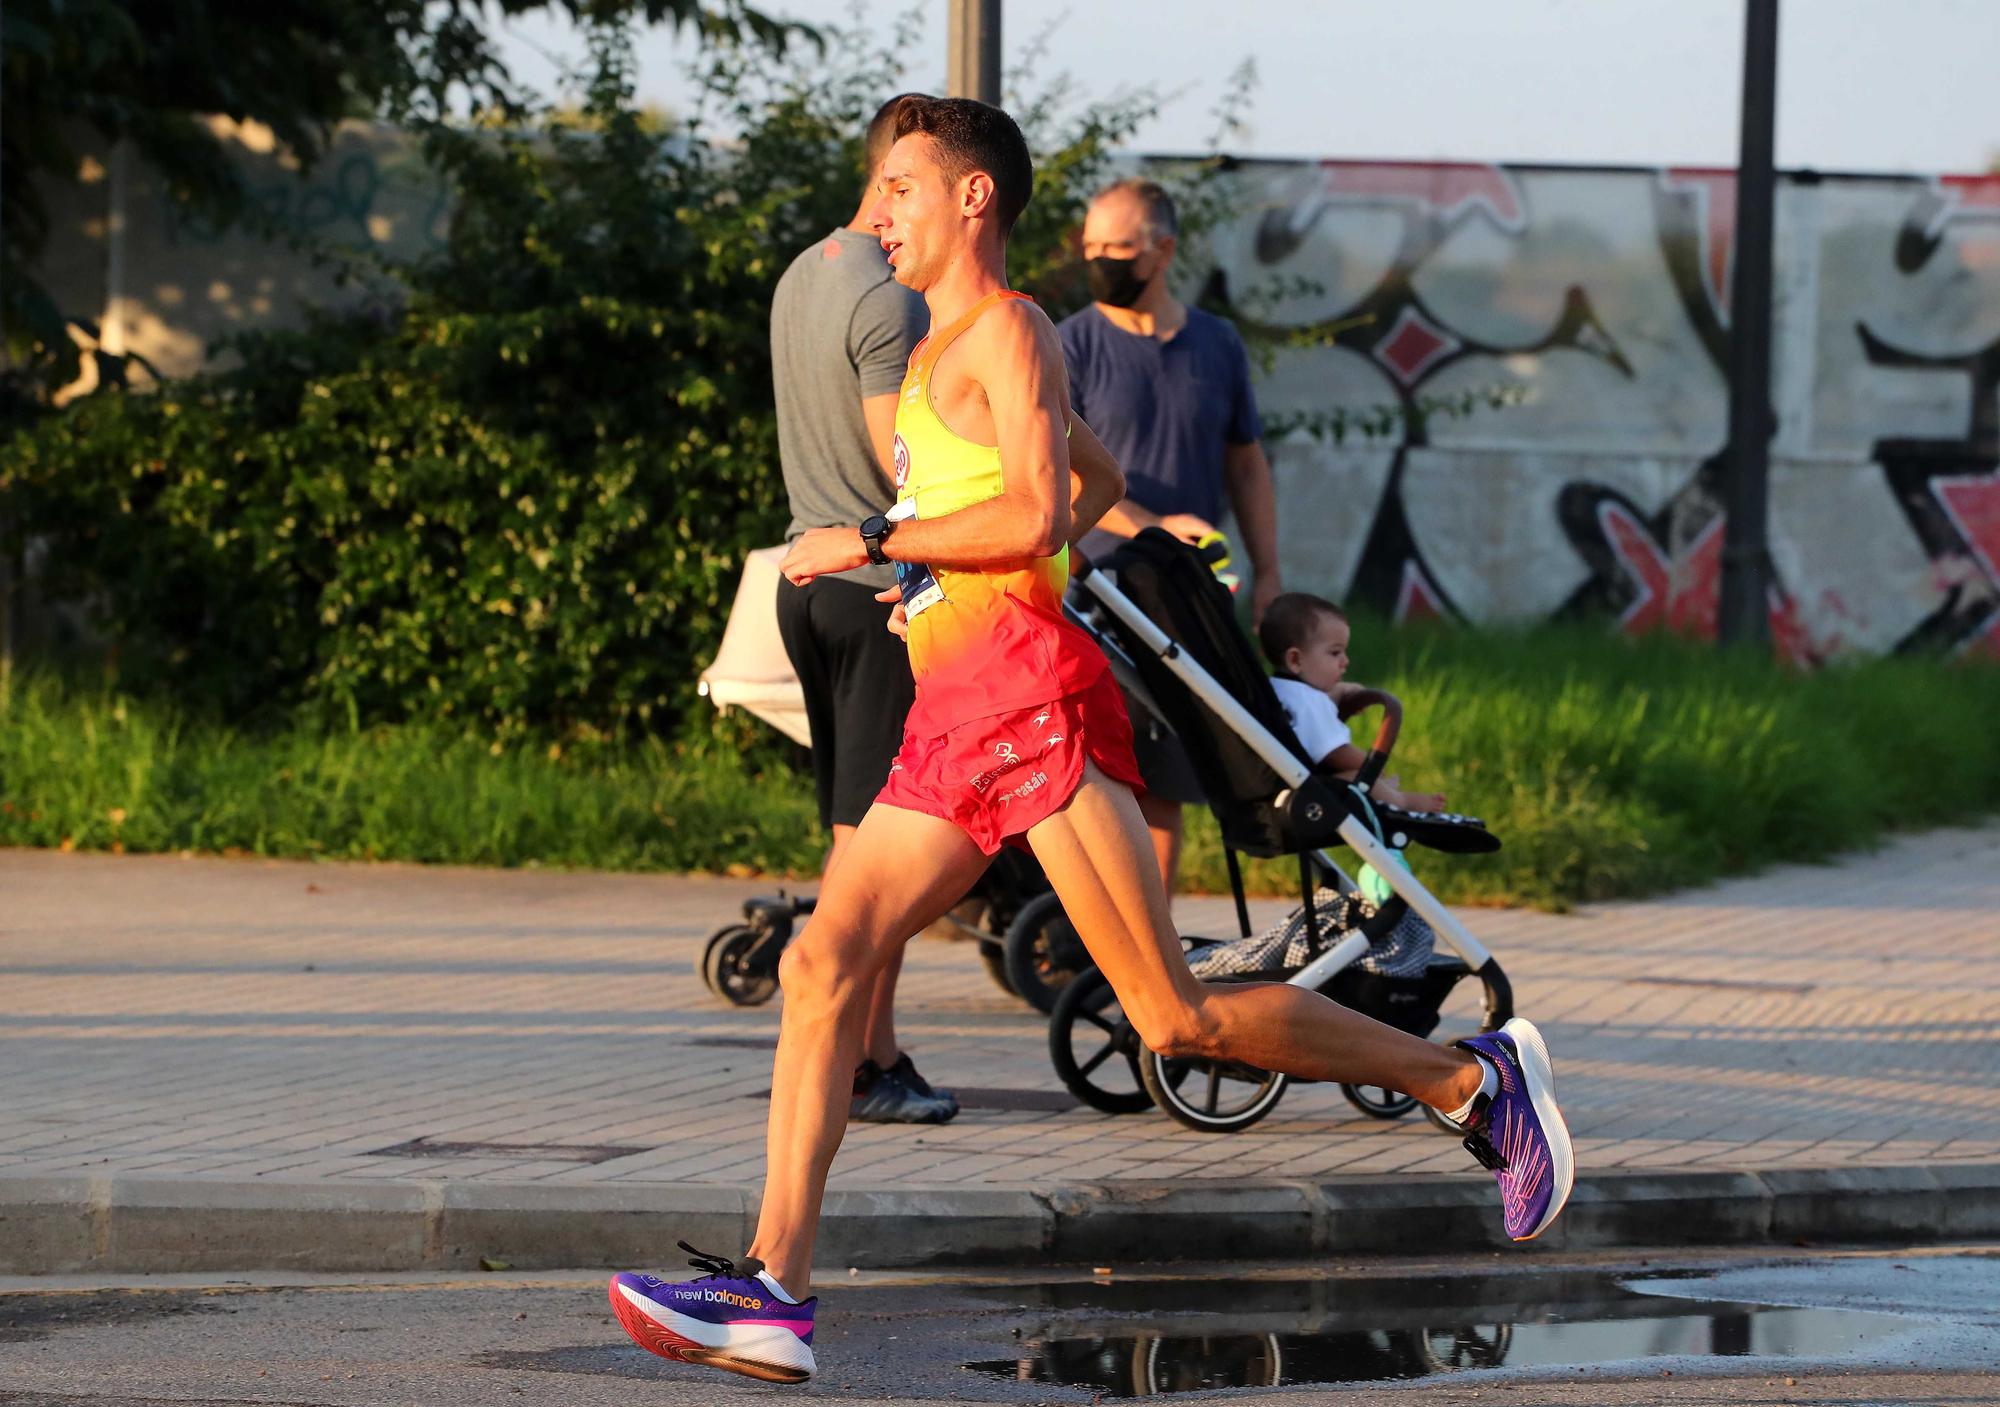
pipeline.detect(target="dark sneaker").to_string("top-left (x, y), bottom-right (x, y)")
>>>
top-left (609, 1242), bottom-right (816, 1384)
top-left (885, 1052), bottom-right (960, 1115)
top-left (1454, 1017), bottom-right (1575, 1242)
top-left (851, 1057), bottom-right (956, 1124)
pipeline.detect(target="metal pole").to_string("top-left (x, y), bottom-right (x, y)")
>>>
top-left (947, 0), bottom-right (1002, 106)
top-left (1717, 0), bottom-right (1779, 648)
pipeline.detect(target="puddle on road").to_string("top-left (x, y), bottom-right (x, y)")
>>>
top-left (965, 1272), bottom-right (1919, 1396)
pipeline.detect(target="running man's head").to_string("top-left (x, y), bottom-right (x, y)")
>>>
top-left (1258, 592), bottom-right (1350, 692)
top-left (868, 96), bottom-right (1034, 291)
top-left (1081, 179), bottom-right (1178, 310)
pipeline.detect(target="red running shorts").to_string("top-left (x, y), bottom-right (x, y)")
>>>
top-left (876, 668), bottom-right (1147, 855)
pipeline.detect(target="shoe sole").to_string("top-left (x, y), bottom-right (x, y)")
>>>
top-left (608, 1280), bottom-right (813, 1385)
top-left (1500, 1016), bottom-right (1574, 1241)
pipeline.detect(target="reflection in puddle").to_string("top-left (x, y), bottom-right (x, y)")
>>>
top-left (967, 1295), bottom-right (1916, 1396)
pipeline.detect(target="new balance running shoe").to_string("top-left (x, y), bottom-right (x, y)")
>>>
top-left (609, 1242), bottom-right (816, 1384)
top-left (1454, 1017), bottom-right (1574, 1241)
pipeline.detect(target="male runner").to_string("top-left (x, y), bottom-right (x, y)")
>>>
top-left (609, 97), bottom-right (1574, 1386)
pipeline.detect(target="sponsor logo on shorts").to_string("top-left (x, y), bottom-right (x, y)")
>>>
top-left (997, 770), bottom-right (1049, 803)
top-left (1032, 710), bottom-right (1052, 728)
top-left (967, 741), bottom-right (1025, 793)
top-left (1042, 733), bottom-right (1065, 749)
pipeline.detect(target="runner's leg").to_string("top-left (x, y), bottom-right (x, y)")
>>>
top-left (822, 823), bottom-right (904, 1070)
top-left (1027, 763), bottom-right (1484, 1108)
top-left (747, 801), bottom-right (989, 1296)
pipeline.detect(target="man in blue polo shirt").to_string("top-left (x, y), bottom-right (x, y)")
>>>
top-left (1058, 177), bottom-right (1283, 893)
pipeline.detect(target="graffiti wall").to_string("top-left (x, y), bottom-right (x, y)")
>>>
top-left (1182, 160), bottom-right (2000, 659)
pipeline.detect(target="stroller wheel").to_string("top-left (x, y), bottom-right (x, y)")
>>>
top-left (1006, 892), bottom-right (1092, 1014)
top-left (701, 924), bottom-right (778, 1007)
top-left (1140, 1051), bottom-right (1287, 1134)
top-left (1048, 968), bottom-right (1154, 1114)
top-left (977, 940), bottom-right (1018, 996)
top-left (1340, 1083), bottom-right (1420, 1120)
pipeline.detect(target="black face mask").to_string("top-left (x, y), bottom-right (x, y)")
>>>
top-left (1085, 254), bottom-right (1151, 308)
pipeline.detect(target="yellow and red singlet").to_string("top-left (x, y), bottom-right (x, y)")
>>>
top-left (888, 290), bottom-right (1106, 735)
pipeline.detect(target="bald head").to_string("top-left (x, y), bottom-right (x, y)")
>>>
top-left (1089, 179), bottom-right (1178, 245)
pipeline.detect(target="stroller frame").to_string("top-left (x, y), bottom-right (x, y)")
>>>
top-left (1049, 530), bottom-right (1514, 1132)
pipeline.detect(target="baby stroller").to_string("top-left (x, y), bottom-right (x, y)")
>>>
top-left (694, 546), bottom-right (1052, 1005)
top-left (1046, 529), bottom-right (1514, 1133)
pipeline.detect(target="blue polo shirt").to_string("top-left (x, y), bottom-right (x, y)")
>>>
top-left (1057, 303), bottom-right (1263, 561)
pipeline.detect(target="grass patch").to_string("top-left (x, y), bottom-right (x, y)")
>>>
top-left (1183, 618), bottom-right (2000, 908)
top-left (0, 671), bottom-right (822, 876)
top-left (4, 623), bottom-right (1997, 909)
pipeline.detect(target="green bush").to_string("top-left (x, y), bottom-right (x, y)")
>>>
top-left (1, 18), bottom-right (1156, 738)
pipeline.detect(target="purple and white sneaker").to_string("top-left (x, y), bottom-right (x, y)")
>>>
top-left (609, 1242), bottom-right (816, 1383)
top-left (1454, 1017), bottom-right (1574, 1241)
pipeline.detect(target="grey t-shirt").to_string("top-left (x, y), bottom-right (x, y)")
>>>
top-left (770, 227), bottom-right (927, 589)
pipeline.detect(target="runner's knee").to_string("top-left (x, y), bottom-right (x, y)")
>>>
top-left (1129, 991), bottom-right (1222, 1061)
top-left (777, 923), bottom-right (876, 1008)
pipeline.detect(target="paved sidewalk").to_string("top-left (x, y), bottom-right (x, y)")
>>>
top-left (2, 825), bottom-right (1998, 1267)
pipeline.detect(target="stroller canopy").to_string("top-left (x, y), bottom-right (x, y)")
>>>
top-left (1090, 530), bottom-right (1317, 857)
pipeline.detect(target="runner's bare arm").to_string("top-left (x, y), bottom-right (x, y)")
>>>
top-left (1066, 413), bottom-right (1125, 548)
top-left (879, 300), bottom-right (1072, 569)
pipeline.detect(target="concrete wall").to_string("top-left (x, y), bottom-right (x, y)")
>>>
top-left (38, 133), bottom-right (2000, 658)
top-left (42, 119), bottom-right (444, 396)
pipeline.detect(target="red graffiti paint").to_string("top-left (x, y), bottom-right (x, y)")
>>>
top-left (1663, 168), bottom-right (1738, 319)
top-left (1374, 307), bottom-right (1461, 387)
top-left (1393, 560), bottom-right (1450, 624)
top-left (1318, 161), bottom-right (1526, 232)
top-left (1933, 473), bottom-right (2000, 588)
top-left (1600, 503), bottom-right (1723, 637)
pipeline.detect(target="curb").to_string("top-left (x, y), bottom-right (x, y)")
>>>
top-left (1, 1164), bottom-right (1992, 1276)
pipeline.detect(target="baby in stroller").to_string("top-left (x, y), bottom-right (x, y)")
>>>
top-left (1185, 592), bottom-right (1473, 1092)
top-left (1259, 591), bottom-right (1446, 815)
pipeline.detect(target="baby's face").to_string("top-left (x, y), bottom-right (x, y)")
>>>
top-left (1290, 614), bottom-right (1351, 694)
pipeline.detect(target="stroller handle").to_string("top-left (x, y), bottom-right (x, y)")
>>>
top-left (1341, 688), bottom-right (1403, 791)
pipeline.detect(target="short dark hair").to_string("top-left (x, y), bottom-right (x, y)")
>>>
top-left (892, 96), bottom-right (1034, 233)
top-left (864, 93), bottom-right (930, 183)
top-left (1094, 178), bottom-right (1179, 242)
top-left (1259, 592), bottom-right (1348, 671)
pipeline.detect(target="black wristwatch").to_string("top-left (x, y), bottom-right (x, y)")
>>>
top-left (859, 513), bottom-right (895, 566)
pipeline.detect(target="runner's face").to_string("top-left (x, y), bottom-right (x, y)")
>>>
top-left (1290, 613), bottom-right (1351, 694)
top-left (868, 134), bottom-right (956, 291)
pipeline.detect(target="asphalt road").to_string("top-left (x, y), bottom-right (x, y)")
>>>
top-left (2, 1245), bottom-right (1995, 1406)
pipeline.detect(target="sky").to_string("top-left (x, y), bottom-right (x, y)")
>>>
top-left (494, 0), bottom-right (2000, 174)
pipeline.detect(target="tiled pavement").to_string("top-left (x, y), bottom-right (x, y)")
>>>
top-left (3, 824), bottom-right (1997, 1195)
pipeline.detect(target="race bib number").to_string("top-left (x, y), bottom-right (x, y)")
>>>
top-left (896, 559), bottom-right (945, 620)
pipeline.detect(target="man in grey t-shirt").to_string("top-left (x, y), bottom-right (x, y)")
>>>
top-left (770, 93), bottom-right (954, 1124)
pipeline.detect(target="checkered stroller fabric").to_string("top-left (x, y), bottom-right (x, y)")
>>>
top-left (1186, 891), bottom-right (1437, 981)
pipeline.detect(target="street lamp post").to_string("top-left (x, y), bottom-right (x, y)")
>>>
top-left (1717, 0), bottom-right (1781, 647)
top-left (947, 0), bottom-right (1002, 106)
